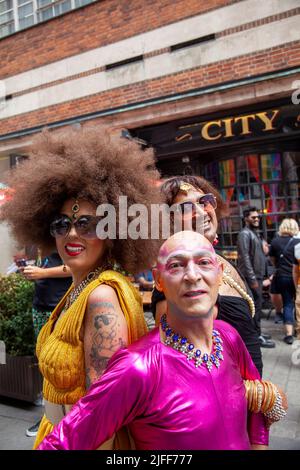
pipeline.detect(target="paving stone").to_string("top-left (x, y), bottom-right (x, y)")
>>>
top-left (269, 420), bottom-right (300, 439)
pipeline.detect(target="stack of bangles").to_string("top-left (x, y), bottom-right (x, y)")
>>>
top-left (244, 379), bottom-right (287, 427)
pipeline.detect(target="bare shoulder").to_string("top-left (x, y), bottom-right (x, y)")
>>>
top-left (217, 254), bottom-right (246, 292)
top-left (87, 284), bottom-right (120, 305)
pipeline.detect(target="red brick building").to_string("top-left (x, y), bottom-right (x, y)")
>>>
top-left (0, 0), bottom-right (299, 270)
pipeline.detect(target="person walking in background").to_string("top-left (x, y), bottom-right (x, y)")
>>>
top-left (269, 219), bottom-right (300, 345)
top-left (237, 207), bottom-right (275, 349)
top-left (135, 269), bottom-right (154, 291)
top-left (20, 251), bottom-right (72, 437)
top-left (293, 230), bottom-right (300, 340)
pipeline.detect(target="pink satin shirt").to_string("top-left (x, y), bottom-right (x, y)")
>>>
top-left (38, 320), bottom-right (269, 450)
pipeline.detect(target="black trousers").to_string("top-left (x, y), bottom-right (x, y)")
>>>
top-left (248, 280), bottom-right (263, 337)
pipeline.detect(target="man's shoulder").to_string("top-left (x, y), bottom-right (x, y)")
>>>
top-left (237, 226), bottom-right (252, 241)
top-left (214, 319), bottom-right (243, 349)
top-left (110, 328), bottom-right (161, 370)
top-left (239, 226), bottom-right (251, 235)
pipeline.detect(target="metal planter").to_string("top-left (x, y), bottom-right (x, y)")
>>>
top-left (0, 355), bottom-right (42, 403)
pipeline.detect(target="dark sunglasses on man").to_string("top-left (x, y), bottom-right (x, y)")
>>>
top-left (175, 193), bottom-right (217, 215)
top-left (50, 214), bottom-right (101, 239)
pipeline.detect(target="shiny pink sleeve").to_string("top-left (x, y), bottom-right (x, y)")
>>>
top-left (224, 323), bottom-right (269, 447)
top-left (37, 349), bottom-right (151, 450)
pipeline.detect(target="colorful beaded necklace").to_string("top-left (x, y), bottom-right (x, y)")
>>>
top-left (160, 314), bottom-right (224, 372)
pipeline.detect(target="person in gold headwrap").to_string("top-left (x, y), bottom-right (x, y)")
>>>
top-left (1, 126), bottom-right (162, 449)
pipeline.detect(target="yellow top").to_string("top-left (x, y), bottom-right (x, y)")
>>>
top-left (34, 270), bottom-right (147, 448)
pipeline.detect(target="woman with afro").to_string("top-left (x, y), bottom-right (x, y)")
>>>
top-left (2, 126), bottom-right (162, 449)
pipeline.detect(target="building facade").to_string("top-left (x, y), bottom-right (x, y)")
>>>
top-left (0, 0), bottom-right (300, 270)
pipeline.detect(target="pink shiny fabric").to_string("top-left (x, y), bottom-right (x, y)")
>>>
top-left (38, 320), bottom-right (268, 450)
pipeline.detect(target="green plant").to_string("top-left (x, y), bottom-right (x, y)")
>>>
top-left (0, 274), bottom-right (35, 356)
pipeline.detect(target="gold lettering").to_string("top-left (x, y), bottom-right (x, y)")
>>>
top-left (234, 114), bottom-right (256, 135)
top-left (257, 110), bottom-right (279, 131)
top-left (201, 121), bottom-right (222, 141)
top-left (223, 118), bottom-right (234, 138)
top-left (175, 133), bottom-right (193, 142)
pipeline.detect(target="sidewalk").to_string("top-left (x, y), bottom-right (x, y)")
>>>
top-left (260, 314), bottom-right (300, 450)
top-left (0, 312), bottom-right (299, 450)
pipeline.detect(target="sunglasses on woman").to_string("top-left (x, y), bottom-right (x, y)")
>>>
top-left (175, 193), bottom-right (217, 215)
top-left (50, 214), bottom-right (101, 239)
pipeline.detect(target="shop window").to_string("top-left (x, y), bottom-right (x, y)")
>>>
top-left (261, 153), bottom-right (281, 181)
top-left (219, 159), bottom-right (235, 187)
top-left (205, 152), bottom-right (299, 250)
top-left (205, 161), bottom-right (219, 187)
top-left (237, 155), bottom-right (259, 185)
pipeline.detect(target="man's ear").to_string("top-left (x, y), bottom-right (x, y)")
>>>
top-left (152, 267), bottom-right (163, 292)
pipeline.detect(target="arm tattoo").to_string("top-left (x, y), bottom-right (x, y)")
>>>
top-left (88, 301), bottom-right (125, 379)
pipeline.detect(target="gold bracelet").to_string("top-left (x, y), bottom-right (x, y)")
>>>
top-left (261, 381), bottom-right (268, 413)
top-left (255, 381), bottom-right (263, 413)
top-left (249, 382), bottom-right (254, 411)
top-left (263, 381), bottom-right (273, 413)
top-left (267, 382), bottom-right (277, 413)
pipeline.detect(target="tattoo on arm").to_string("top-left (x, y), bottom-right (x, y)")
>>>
top-left (87, 301), bottom-right (124, 381)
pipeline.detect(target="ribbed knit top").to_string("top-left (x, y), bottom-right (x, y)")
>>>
top-left (36, 270), bottom-right (148, 405)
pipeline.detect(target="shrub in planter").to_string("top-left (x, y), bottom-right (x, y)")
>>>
top-left (0, 274), bottom-right (35, 356)
top-left (0, 274), bottom-right (42, 402)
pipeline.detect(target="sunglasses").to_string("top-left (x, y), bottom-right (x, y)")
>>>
top-left (175, 193), bottom-right (217, 215)
top-left (50, 214), bottom-right (101, 239)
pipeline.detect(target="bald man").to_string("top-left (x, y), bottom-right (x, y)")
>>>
top-left (38, 232), bottom-right (269, 450)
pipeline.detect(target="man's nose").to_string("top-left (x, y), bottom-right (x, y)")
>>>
top-left (184, 261), bottom-right (202, 282)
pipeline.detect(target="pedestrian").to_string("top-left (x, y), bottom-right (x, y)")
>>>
top-left (152, 176), bottom-right (264, 376)
top-left (269, 219), bottom-right (300, 344)
top-left (1, 126), bottom-right (162, 449)
top-left (20, 251), bottom-right (72, 437)
top-left (237, 207), bottom-right (275, 348)
top-left (37, 232), bottom-right (287, 451)
top-left (293, 230), bottom-right (300, 339)
top-left (135, 269), bottom-right (154, 291)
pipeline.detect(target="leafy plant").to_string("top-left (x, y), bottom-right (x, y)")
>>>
top-left (0, 274), bottom-right (35, 356)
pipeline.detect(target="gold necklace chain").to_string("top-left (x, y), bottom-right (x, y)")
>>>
top-left (64, 264), bottom-right (111, 311)
top-left (216, 255), bottom-right (255, 318)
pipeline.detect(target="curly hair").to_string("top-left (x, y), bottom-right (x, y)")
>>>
top-left (160, 175), bottom-right (228, 219)
top-left (2, 126), bottom-right (163, 274)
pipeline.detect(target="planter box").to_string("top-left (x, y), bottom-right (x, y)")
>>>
top-left (0, 354), bottom-right (42, 403)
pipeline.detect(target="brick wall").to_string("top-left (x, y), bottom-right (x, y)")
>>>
top-left (1, 40), bottom-right (299, 136)
top-left (1, 0), bottom-right (235, 79)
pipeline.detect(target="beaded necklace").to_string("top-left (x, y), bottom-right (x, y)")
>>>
top-left (160, 314), bottom-right (224, 372)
